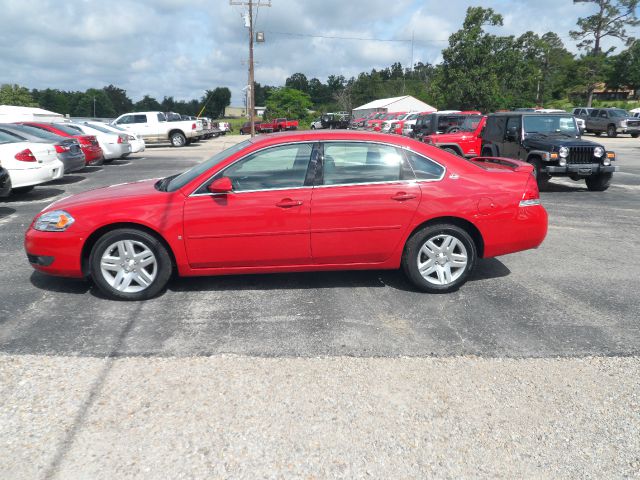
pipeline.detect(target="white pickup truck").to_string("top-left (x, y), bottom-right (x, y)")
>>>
top-left (111, 111), bottom-right (199, 147)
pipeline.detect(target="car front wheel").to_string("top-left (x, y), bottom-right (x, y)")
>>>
top-left (89, 228), bottom-right (172, 300)
top-left (402, 224), bottom-right (476, 293)
top-left (585, 172), bottom-right (612, 192)
top-left (607, 125), bottom-right (617, 138)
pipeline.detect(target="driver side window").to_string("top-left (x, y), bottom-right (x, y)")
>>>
top-left (222, 143), bottom-right (313, 192)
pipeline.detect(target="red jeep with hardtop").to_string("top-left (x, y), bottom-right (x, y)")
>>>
top-left (421, 116), bottom-right (487, 158)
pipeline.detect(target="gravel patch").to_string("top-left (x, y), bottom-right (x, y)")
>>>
top-left (1, 354), bottom-right (638, 479)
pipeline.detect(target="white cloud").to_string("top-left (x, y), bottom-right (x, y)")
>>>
top-left (0, 0), bottom-right (638, 109)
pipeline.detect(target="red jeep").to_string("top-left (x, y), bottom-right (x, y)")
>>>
top-left (421, 116), bottom-right (487, 158)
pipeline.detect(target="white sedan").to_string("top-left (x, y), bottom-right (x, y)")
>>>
top-left (85, 122), bottom-right (145, 155)
top-left (0, 130), bottom-right (64, 194)
top-left (65, 123), bottom-right (131, 161)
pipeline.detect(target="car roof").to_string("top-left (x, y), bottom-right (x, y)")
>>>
top-left (489, 111), bottom-right (571, 116)
top-left (246, 129), bottom-right (423, 148)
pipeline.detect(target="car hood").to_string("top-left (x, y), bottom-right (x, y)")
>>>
top-left (523, 136), bottom-right (602, 150)
top-left (45, 178), bottom-right (164, 211)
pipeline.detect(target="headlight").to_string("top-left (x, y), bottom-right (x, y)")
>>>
top-left (559, 146), bottom-right (569, 158)
top-left (620, 120), bottom-right (627, 128)
top-left (34, 210), bottom-right (75, 232)
top-left (594, 147), bottom-right (605, 158)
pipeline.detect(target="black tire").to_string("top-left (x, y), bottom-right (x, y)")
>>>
top-left (585, 172), bottom-right (612, 192)
top-left (529, 157), bottom-right (550, 191)
top-left (170, 132), bottom-right (187, 147)
top-left (442, 147), bottom-right (460, 157)
top-left (595, 131), bottom-right (602, 137)
top-left (607, 125), bottom-right (617, 138)
top-left (89, 228), bottom-right (172, 301)
top-left (445, 126), bottom-right (461, 134)
top-left (121, 153), bottom-right (130, 159)
top-left (11, 185), bottom-right (34, 195)
top-left (631, 133), bottom-right (639, 138)
top-left (402, 224), bottom-right (477, 293)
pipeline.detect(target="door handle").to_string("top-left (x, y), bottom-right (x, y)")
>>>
top-left (391, 192), bottom-right (416, 201)
top-left (276, 198), bottom-right (303, 208)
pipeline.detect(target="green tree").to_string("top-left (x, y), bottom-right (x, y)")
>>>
top-left (570, 0), bottom-right (640, 105)
top-left (134, 95), bottom-right (162, 111)
top-left (202, 87), bottom-right (231, 118)
top-left (437, 7), bottom-right (505, 111)
top-left (74, 89), bottom-right (116, 117)
top-left (0, 84), bottom-right (38, 107)
top-left (31, 88), bottom-right (71, 114)
top-left (608, 40), bottom-right (640, 95)
top-left (103, 85), bottom-right (133, 115)
top-left (285, 73), bottom-right (309, 93)
top-left (265, 87), bottom-right (312, 119)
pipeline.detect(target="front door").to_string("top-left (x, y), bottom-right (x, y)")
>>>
top-left (310, 141), bottom-right (421, 264)
top-left (183, 143), bottom-right (315, 268)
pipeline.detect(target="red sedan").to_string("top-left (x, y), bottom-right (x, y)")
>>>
top-left (21, 122), bottom-right (104, 166)
top-left (25, 131), bottom-right (547, 300)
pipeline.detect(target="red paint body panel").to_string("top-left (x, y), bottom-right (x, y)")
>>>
top-left (424, 117), bottom-right (487, 157)
top-left (24, 130), bottom-right (547, 282)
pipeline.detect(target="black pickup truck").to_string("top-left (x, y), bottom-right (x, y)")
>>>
top-left (481, 112), bottom-right (618, 191)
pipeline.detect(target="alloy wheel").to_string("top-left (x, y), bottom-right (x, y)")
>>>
top-left (417, 234), bottom-right (468, 286)
top-left (100, 239), bottom-right (158, 293)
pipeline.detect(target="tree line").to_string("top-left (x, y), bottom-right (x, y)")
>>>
top-left (1, 1), bottom-right (638, 119)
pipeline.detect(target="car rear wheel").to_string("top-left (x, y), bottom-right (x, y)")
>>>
top-left (607, 125), bottom-right (617, 138)
top-left (402, 224), bottom-right (476, 293)
top-left (631, 133), bottom-right (639, 138)
top-left (585, 172), bottom-right (612, 192)
top-left (442, 147), bottom-right (460, 156)
top-left (90, 228), bottom-right (172, 300)
top-left (170, 132), bottom-right (186, 147)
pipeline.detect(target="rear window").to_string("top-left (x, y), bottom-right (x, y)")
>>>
top-left (0, 130), bottom-right (24, 144)
top-left (10, 124), bottom-right (63, 141)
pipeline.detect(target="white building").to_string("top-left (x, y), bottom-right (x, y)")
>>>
top-left (352, 96), bottom-right (436, 117)
top-left (0, 105), bottom-right (64, 123)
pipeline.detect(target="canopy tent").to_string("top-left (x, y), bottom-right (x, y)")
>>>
top-left (352, 96), bottom-right (436, 117)
top-left (0, 105), bottom-right (64, 123)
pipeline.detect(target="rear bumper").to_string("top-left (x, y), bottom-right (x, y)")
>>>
top-left (9, 160), bottom-right (64, 188)
top-left (59, 152), bottom-right (86, 173)
top-left (545, 164), bottom-right (618, 174)
top-left (482, 205), bottom-right (548, 258)
top-left (24, 228), bottom-right (85, 278)
top-left (81, 146), bottom-right (104, 165)
top-left (102, 143), bottom-right (131, 160)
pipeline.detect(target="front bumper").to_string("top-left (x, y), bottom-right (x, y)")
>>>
top-left (619, 126), bottom-right (640, 134)
top-left (24, 228), bottom-right (85, 278)
top-left (545, 164), bottom-right (619, 175)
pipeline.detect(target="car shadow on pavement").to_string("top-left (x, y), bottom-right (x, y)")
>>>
top-left (50, 175), bottom-right (87, 186)
top-left (81, 166), bottom-right (103, 173)
top-left (166, 258), bottom-right (511, 294)
top-left (105, 160), bottom-right (131, 166)
top-left (1, 187), bottom-right (66, 203)
top-left (542, 182), bottom-right (588, 193)
top-left (0, 206), bottom-right (16, 217)
top-left (30, 271), bottom-right (91, 295)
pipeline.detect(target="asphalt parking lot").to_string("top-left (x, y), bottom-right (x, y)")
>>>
top-left (1, 134), bottom-right (639, 478)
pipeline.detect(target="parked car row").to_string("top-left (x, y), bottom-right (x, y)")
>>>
top-left (0, 120), bottom-right (145, 198)
top-left (572, 107), bottom-right (640, 138)
top-left (239, 117), bottom-right (299, 135)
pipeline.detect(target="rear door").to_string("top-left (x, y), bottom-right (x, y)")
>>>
top-left (310, 141), bottom-right (421, 264)
top-left (502, 116), bottom-right (523, 159)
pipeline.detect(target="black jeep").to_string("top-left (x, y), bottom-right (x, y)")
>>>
top-left (481, 112), bottom-right (618, 191)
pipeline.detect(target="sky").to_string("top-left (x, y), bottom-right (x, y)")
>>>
top-left (0, 0), bottom-right (638, 106)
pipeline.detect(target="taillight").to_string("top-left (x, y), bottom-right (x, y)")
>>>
top-left (78, 137), bottom-right (90, 146)
top-left (15, 149), bottom-right (36, 162)
top-left (55, 145), bottom-right (70, 153)
top-left (192, 123), bottom-right (197, 130)
top-left (117, 135), bottom-right (124, 144)
top-left (520, 175), bottom-right (541, 207)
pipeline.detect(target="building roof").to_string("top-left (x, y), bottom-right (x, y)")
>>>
top-left (353, 95), bottom-right (436, 112)
top-left (0, 105), bottom-right (64, 122)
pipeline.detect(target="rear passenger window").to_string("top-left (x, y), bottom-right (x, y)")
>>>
top-left (322, 142), bottom-right (404, 185)
top-left (590, 110), bottom-right (599, 117)
top-left (405, 151), bottom-right (445, 180)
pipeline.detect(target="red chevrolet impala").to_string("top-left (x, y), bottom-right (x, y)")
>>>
top-left (25, 131), bottom-right (547, 300)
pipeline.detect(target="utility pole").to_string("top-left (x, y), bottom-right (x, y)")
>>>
top-left (230, 0), bottom-right (271, 137)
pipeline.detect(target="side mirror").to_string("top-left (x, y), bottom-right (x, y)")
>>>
top-left (208, 177), bottom-right (233, 194)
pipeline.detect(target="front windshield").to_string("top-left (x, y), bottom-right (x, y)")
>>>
top-left (165, 140), bottom-right (251, 192)
top-left (523, 115), bottom-right (578, 136)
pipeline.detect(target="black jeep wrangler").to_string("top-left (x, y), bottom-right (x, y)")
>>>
top-left (481, 112), bottom-right (618, 191)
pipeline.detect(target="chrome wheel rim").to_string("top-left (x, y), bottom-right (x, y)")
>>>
top-left (417, 234), bottom-right (468, 286)
top-left (100, 240), bottom-right (157, 293)
top-left (172, 135), bottom-right (184, 146)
